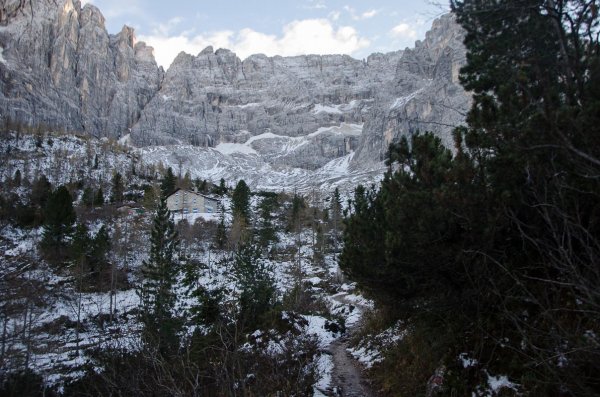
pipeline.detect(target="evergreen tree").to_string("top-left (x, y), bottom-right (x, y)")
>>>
top-left (287, 193), bottom-right (305, 232)
top-left (233, 241), bottom-right (276, 330)
top-left (90, 225), bottom-right (110, 283)
top-left (181, 170), bottom-right (192, 190)
top-left (215, 211), bottom-right (227, 249)
top-left (138, 194), bottom-right (181, 353)
top-left (214, 177), bottom-right (227, 195)
top-left (143, 185), bottom-right (158, 210)
top-left (258, 193), bottom-right (278, 247)
top-left (110, 172), bottom-right (124, 204)
top-left (81, 187), bottom-right (94, 207)
top-left (160, 167), bottom-right (176, 196)
top-left (12, 169), bottom-right (21, 187)
top-left (182, 259), bottom-right (222, 327)
top-left (41, 186), bottom-right (76, 259)
top-left (329, 188), bottom-right (342, 253)
top-left (94, 187), bottom-right (104, 206)
top-left (30, 175), bottom-right (52, 225)
top-left (232, 179), bottom-right (251, 225)
top-left (71, 222), bottom-right (91, 260)
top-left (30, 175), bottom-right (51, 208)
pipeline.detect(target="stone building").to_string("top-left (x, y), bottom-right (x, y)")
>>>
top-left (166, 189), bottom-right (219, 215)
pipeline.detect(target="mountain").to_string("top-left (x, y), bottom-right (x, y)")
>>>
top-left (0, 0), bottom-right (469, 191)
top-left (0, 0), bottom-right (163, 136)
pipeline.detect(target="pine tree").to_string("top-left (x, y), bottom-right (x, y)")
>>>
top-left (214, 177), bottom-right (227, 195)
top-left (182, 259), bottom-right (222, 327)
top-left (138, 194), bottom-right (181, 353)
top-left (232, 179), bottom-right (251, 225)
top-left (71, 222), bottom-right (91, 262)
top-left (160, 167), bottom-right (176, 196)
top-left (233, 241), bottom-right (276, 330)
top-left (329, 187), bottom-right (342, 254)
top-left (143, 185), bottom-right (158, 210)
top-left (258, 193), bottom-right (278, 248)
top-left (41, 186), bottom-right (76, 259)
top-left (215, 211), bottom-right (227, 249)
top-left (94, 187), bottom-right (104, 206)
top-left (81, 187), bottom-right (94, 207)
top-left (181, 171), bottom-right (192, 190)
top-left (287, 193), bottom-right (305, 232)
top-left (110, 172), bottom-right (124, 204)
top-left (12, 169), bottom-right (21, 187)
top-left (30, 175), bottom-right (51, 208)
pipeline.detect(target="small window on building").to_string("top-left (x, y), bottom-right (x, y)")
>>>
top-left (193, 208), bottom-right (198, 213)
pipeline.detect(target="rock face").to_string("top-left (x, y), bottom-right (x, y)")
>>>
top-left (0, 0), bottom-right (468, 178)
top-left (0, 0), bottom-right (163, 138)
top-left (133, 49), bottom-right (403, 168)
top-left (353, 14), bottom-right (470, 168)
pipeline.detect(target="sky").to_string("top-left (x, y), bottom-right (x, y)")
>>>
top-left (80, 0), bottom-right (449, 69)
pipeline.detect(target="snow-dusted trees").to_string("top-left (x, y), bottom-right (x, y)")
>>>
top-left (110, 172), bottom-right (124, 204)
top-left (233, 242), bottom-right (276, 331)
top-left (40, 185), bottom-right (75, 260)
top-left (138, 194), bottom-right (181, 353)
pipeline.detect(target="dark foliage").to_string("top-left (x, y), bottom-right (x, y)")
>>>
top-left (341, 1), bottom-right (600, 394)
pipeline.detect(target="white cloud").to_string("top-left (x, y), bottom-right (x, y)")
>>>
top-left (343, 6), bottom-right (379, 20)
top-left (305, 0), bottom-right (327, 10)
top-left (140, 19), bottom-right (370, 69)
top-left (390, 23), bottom-right (418, 39)
top-left (360, 9), bottom-right (379, 19)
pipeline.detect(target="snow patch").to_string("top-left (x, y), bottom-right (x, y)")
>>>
top-left (312, 104), bottom-right (343, 115)
top-left (233, 102), bottom-right (261, 109)
top-left (459, 353), bottom-right (478, 368)
top-left (214, 142), bottom-right (258, 155)
top-left (487, 372), bottom-right (520, 394)
top-left (307, 123), bottom-right (363, 138)
top-left (301, 315), bottom-right (338, 349)
top-left (390, 84), bottom-right (431, 110)
top-left (0, 46), bottom-right (7, 65)
top-left (118, 133), bottom-right (132, 146)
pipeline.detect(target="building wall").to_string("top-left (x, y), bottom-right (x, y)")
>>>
top-left (166, 190), bottom-right (218, 214)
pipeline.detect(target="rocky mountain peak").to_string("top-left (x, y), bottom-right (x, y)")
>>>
top-left (0, 0), bottom-right (470, 192)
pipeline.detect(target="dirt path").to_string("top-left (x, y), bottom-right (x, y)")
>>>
top-left (324, 293), bottom-right (376, 397)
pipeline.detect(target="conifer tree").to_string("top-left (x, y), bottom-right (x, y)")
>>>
top-left (181, 171), bottom-right (192, 190)
top-left (233, 241), bottom-right (276, 330)
top-left (138, 194), bottom-right (181, 353)
top-left (81, 187), bottom-right (94, 207)
top-left (94, 187), bottom-right (104, 206)
top-left (215, 177), bottom-right (227, 195)
top-left (232, 179), bottom-right (251, 225)
top-left (12, 169), bottom-right (21, 187)
top-left (160, 167), bottom-right (176, 196)
top-left (110, 172), bottom-right (124, 204)
top-left (329, 188), bottom-right (342, 254)
top-left (258, 193), bottom-right (278, 247)
top-left (215, 211), bottom-right (227, 249)
top-left (41, 185), bottom-right (76, 259)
